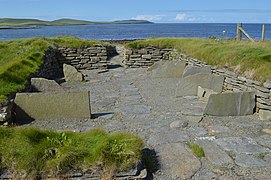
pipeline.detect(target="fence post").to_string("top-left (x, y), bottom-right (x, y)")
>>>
top-left (236, 23), bottom-right (242, 41)
top-left (262, 24), bottom-right (266, 42)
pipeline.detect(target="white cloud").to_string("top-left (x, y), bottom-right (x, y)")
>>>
top-left (132, 15), bottom-right (165, 21)
top-left (175, 13), bottom-right (189, 21)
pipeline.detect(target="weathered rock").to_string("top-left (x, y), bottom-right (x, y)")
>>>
top-left (215, 137), bottom-right (270, 154)
top-left (175, 73), bottom-right (224, 97)
top-left (63, 63), bottom-right (83, 82)
top-left (235, 154), bottom-right (269, 167)
top-left (259, 109), bottom-right (271, 120)
top-left (14, 91), bottom-right (91, 120)
top-left (196, 140), bottom-right (233, 167)
top-left (152, 61), bottom-right (186, 78)
top-left (262, 128), bottom-right (271, 134)
top-left (204, 92), bottom-right (255, 116)
top-left (170, 120), bottom-right (189, 129)
top-left (31, 78), bottom-right (63, 92)
top-left (182, 65), bottom-right (212, 78)
top-left (157, 143), bottom-right (201, 179)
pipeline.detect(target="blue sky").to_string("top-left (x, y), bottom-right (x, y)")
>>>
top-left (0, 0), bottom-right (270, 23)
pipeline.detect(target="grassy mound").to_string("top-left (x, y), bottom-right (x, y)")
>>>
top-left (0, 36), bottom-right (110, 102)
top-left (0, 128), bottom-right (143, 178)
top-left (126, 38), bottom-right (271, 81)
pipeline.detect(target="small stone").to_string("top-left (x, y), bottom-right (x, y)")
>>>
top-left (259, 109), bottom-right (271, 120)
top-left (212, 168), bottom-right (224, 175)
top-left (170, 120), bottom-right (189, 129)
top-left (262, 129), bottom-right (271, 134)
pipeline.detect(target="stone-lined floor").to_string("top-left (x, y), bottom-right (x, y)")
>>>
top-left (22, 48), bottom-right (271, 179)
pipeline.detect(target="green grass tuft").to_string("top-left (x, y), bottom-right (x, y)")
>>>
top-left (187, 143), bottom-right (205, 158)
top-left (0, 127), bottom-right (143, 178)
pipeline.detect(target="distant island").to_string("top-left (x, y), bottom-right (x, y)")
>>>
top-left (0, 18), bottom-right (153, 29)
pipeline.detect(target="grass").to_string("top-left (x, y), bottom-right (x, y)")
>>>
top-left (187, 143), bottom-right (205, 158)
top-left (0, 127), bottom-right (143, 178)
top-left (0, 36), bottom-right (110, 103)
top-left (126, 38), bottom-right (271, 81)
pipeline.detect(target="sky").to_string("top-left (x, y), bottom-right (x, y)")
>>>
top-left (0, 0), bottom-right (271, 23)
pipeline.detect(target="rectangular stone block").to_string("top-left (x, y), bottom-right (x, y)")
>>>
top-left (14, 92), bottom-right (91, 120)
top-left (204, 92), bottom-right (255, 116)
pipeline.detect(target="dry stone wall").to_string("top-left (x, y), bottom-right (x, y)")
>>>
top-left (123, 47), bottom-right (178, 68)
top-left (179, 53), bottom-right (271, 113)
top-left (57, 46), bottom-right (108, 70)
top-left (37, 46), bottom-right (116, 80)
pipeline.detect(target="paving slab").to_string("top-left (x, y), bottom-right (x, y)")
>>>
top-left (215, 137), bottom-right (270, 154)
top-left (157, 143), bottom-right (201, 179)
top-left (235, 154), bottom-right (269, 167)
top-left (196, 140), bottom-right (233, 167)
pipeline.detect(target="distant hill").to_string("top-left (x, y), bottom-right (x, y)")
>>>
top-left (0, 18), bottom-right (153, 28)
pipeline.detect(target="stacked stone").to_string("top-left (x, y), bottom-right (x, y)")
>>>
top-left (57, 46), bottom-right (108, 70)
top-left (123, 47), bottom-right (176, 68)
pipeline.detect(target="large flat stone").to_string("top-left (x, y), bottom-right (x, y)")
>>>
top-left (196, 140), bottom-right (233, 167)
top-left (235, 154), bottom-right (269, 167)
top-left (31, 78), bottom-right (63, 92)
top-left (63, 63), bottom-right (83, 82)
top-left (157, 143), bottom-right (201, 179)
top-left (215, 137), bottom-right (270, 154)
top-left (152, 61), bottom-right (186, 78)
top-left (14, 92), bottom-right (91, 120)
top-left (182, 65), bottom-right (212, 78)
top-left (204, 92), bottom-right (255, 116)
top-left (175, 73), bottom-right (224, 97)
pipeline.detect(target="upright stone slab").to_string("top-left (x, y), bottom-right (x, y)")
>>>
top-left (182, 65), bottom-right (212, 78)
top-left (175, 73), bottom-right (224, 97)
top-left (31, 78), bottom-right (63, 92)
top-left (152, 61), bottom-right (186, 78)
top-left (204, 92), bottom-right (255, 116)
top-left (14, 91), bottom-right (91, 120)
top-left (63, 63), bottom-right (83, 82)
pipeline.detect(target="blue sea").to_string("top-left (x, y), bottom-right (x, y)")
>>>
top-left (0, 23), bottom-right (270, 41)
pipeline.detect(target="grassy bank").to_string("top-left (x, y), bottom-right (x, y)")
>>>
top-left (126, 38), bottom-right (271, 81)
top-left (0, 128), bottom-right (142, 178)
top-left (0, 36), bottom-right (109, 102)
